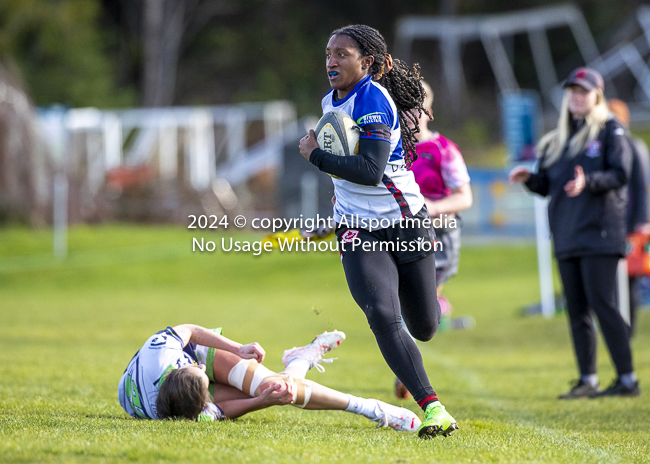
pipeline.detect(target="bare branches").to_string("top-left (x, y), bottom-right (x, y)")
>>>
top-left (141, 0), bottom-right (238, 106)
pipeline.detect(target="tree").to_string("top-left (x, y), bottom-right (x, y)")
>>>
top-left (140, 0), bottom-right (238, 106)
top-left (0, 0), bottom-right (135, 107)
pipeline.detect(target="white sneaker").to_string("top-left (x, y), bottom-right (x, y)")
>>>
top-left (372, 400), bottom-right (422, 432)
top-left (282, 330), bottom-right (346, 373)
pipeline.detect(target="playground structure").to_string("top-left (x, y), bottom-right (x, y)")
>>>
top-left (55, 101), bottom-right (295, 193)
top-left (38, 102), bottom-right (296, 229)
top-left (395, 5), bottom-right (650, 123)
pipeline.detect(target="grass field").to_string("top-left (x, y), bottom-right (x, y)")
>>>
top-left (1, 224), bottom-right (649, 463)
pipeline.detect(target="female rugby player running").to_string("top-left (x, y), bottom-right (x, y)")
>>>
top-left (298, 25), bottom-right (458, 438)
top-left (118, 324), bottom-right (420, 431)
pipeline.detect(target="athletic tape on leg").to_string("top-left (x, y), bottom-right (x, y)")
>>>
top-left (277, 375), bottom-right (312, 408)
top-left (227, 361), bottom-right (312, 406)
top-left (227, 359), bottom-right (274, 396)
top-left (288, 377), bottom-right (312, 409)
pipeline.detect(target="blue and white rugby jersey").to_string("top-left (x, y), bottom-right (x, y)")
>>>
top-left (322, 75), bottom-right (424, 224)
top-left (118, 327), bottom-right (223, 421)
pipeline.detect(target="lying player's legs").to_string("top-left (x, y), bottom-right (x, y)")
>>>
top-left (211, 382), bottom-right (251, 403)
top-left (281, 330), bottom-right (346, 378)
top-left (207, 381), bottom-right (346, 415)
top-left (208, 348), bottom-right (346, 410)
top-left (279, 375), bottom-right (348, 410)
top-left (276, 356), bottom-right (418, 430)
top-left (207, 345), bottom-right (420, 431)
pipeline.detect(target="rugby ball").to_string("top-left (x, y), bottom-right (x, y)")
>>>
top-left (315, 111), bottom-right (361, 166)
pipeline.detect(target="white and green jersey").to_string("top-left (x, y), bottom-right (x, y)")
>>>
top-left (118, 327), bottom-right (224, 421)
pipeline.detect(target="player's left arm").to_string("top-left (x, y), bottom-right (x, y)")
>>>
top-left (425, 183), bottom-right (473, 217)
top-left (306, 125), bottom-right (391, 185)
top-left (172, 324), bottom-right (265, 363)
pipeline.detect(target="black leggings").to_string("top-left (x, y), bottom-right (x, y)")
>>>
top-left (340, 243), bottom-right (440, 405)
top-left (557, 256), bottom-right (634, 376)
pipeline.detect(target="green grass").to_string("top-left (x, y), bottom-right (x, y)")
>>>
top-left (0, 224), bottom-right (648, 463)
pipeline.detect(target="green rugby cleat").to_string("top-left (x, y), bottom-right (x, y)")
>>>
top-left (417, 402), bottom-right (458, 439)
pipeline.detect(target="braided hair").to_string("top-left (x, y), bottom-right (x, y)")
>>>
top-left (330, 25), bottom-right (429, 166)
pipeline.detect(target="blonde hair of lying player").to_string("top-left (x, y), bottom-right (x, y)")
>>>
top-left (155, 324), bottom-right (420, 431)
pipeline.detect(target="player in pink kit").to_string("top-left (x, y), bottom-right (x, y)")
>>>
top-left (395, 80), bottom-right (472, 398)
top-left (410, 81), bottom-right (472, 299)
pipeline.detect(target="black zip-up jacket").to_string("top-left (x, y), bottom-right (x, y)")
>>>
top-left (525, 117), bottom-right (632, 259)
top-left (626, 134), bottom-right (650, 234)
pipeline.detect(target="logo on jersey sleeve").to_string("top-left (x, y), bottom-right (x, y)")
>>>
top-left (357, 112), bottom-right (387, 126)
top-left (149, 334), bottom-right (168, 347)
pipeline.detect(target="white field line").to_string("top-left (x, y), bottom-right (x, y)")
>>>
top-left (419, 344), bottom-right (620, 462)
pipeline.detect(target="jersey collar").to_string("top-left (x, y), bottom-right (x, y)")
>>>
top-left (332, 75), bottom-right (372, 107)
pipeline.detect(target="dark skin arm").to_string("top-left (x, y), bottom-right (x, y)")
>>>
top-left (300, 127), bottom-right (391, 186)
top-left (299, 129), bottom-right (320, 158)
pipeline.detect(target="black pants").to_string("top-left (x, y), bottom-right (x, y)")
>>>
top-left (557, 256), bottom-right (634, 376)
top-left (337, 224), bottom-right (440, 405)
top-left (629, 276), bottom-right (639, 337)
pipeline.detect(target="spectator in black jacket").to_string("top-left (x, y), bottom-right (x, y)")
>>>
top-left (509, 68), bottom-right (639, 398)
top-left (608, 98), bottom-right (650, 336)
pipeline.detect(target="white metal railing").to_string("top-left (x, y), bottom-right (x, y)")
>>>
top-left (39, 101), bottom-right (296, 196)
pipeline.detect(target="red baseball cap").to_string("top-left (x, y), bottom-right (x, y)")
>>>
top-left (563, 67), bottom-right (604, 91)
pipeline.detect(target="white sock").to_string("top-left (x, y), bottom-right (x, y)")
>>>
top-left (285, 358), bottom-right (311, 377)
top-left (581, 374), bottom-right (598, 387)
top-left (620, 373), bottom-right (637, 388)
top-left (345, 395), bottom-right (380, 420)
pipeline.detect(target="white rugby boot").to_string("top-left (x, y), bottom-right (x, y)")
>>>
top-left (282, 330), bottom-right (346, 373)
top-left (371, 400), bottom-right (422, 432)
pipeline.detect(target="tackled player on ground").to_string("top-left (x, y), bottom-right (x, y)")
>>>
top-left (118, 324), bottom-right (421, 431)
